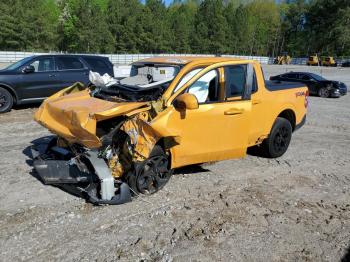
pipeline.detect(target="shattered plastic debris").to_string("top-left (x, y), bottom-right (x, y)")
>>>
top-left (89, 71), bottom-right (118, 88)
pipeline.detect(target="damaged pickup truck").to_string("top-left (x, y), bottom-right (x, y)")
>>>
top-left (32, 57), bottom-right (308, 205)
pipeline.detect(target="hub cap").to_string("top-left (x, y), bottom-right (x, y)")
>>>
top-left (0, 91), bottom-right (7, 108)
top-left (136, 155), bottom-right (171, 194)
top-left (273, 126), bottom-right (290, 153)
top-left (320, 88), bottom-right (329, 97)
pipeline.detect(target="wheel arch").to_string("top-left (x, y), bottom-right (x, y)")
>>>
top-left (277, 109), bottom-right (296, 131)
top-left (0, 83), bottom-right (18, 104)
top-left (155, 136), bottom-right (180, 169)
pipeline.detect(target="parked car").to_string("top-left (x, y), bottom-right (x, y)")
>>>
top-left (270, 72), bottom-right (347, 98)
top-left (342, 61), bottom-right (350, 67)
top-left (32, 57), bottom-right (308, 205)
top-left (0, 54), bottom-right (114, 113)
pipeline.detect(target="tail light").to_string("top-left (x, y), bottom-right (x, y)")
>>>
top-left (305, 90), bottom-right (309, 108)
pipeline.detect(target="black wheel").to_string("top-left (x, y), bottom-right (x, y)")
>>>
top-left (261, 117), bottom-right (292, 158)
top-left (318, 87), bottom-right (330, 98)
top-left (127, 145), bottom-right (172, 195)
top-left (0, 87), bottom-right (13, 113)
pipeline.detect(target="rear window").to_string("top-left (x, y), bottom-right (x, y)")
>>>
top-left (56, 57), bottom-right (84, 70)
top-left (83, 57), bottom-right (110, 70)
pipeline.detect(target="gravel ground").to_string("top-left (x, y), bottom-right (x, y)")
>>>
top-left (0, 65), bottom-right (349, 261)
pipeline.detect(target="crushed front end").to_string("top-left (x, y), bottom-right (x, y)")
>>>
top-left (32, 81), bottom-right (172, 205)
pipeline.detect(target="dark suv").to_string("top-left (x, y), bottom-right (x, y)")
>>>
top-left (0, 55), bottom-right (114, 112)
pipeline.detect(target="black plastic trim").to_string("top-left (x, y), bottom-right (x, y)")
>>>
top-left (294, 115), bottom-right (306, 132)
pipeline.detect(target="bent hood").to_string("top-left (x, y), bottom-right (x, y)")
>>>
top-left (34, 84), bottom-right (150, 148)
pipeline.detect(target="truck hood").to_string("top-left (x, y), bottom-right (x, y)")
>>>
top-left (34, 84), bottom-right (150, 148)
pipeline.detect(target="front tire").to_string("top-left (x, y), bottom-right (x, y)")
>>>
top-left (261, 117), bottom-right (292, 158)
top-left (127, 145), bottom-right (172, 195)
top-left (0, 87), bottom-right (13, 113)
top-left (318, 87), bottom-right (330, 98)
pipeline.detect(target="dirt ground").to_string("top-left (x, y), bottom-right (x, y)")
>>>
top-left (0, 64), bottom-right (349, 262)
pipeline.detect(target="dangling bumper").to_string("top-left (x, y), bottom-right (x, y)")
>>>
top-left (30, 136), bottom-right (132, 205)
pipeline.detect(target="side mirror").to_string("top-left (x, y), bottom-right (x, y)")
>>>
top-left (22, 65), bottom-right (35, 74)
top-left (174, 93), bottom-right (199, 110)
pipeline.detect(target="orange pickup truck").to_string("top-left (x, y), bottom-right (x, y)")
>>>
top-left (32, 57), bottom-right (308, 205)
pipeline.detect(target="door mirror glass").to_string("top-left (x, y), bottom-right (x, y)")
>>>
top-left (22, 65), bottom-right (35, 74)
top-left (174, 93), bottom-right (199, 110)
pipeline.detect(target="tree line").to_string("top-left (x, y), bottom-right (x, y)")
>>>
top-left (0, 0), bottom-right (349, 57)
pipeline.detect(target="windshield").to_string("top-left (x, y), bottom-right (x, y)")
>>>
top-left (5, 56), bottom-right (33, 70)
top-left (93, 63), bottom-right (181, 102)
top-left (309, 73), bottom-right (326, 81)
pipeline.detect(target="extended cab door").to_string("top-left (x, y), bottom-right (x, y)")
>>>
top-left (55, 56), bottom-right (89, 89)
top-left (18, 56), bottom-right (62, 100)
top-left (157, 63), bottom-right (253, 168)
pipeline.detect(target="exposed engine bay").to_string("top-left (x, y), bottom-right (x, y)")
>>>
top-left (92, 64), bottom-right (180, 102)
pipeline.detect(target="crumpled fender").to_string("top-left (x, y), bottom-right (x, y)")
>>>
top-left (34, 83), bottom-right (150, 148)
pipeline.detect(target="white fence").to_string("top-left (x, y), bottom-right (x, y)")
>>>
top-left (1, 51), bottom-right (348, 66)
top-left (0, 51), bottom-right (270, 65)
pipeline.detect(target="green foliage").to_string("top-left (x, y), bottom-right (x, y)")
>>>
top-left (0, 0), bottom-right (349, 56)
top-left (57, 0), bottom-right (114, 53)
top-left (192, 0), bottom-right (229, 54)
top-left (0, 0), bottom-right (59, 51)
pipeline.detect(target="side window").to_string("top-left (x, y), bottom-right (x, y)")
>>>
top-left (56, 57), bottom-right (84, 70)
top-left (301, 74), bottom-right (311, 80)
top-left (29, 58), bottom-right (54, 72)
top-left (84, 57), bottom-right (109, 70)
top-left (187, 70), bottom-right (218, 103)
top-left (174, 68), bottom-right (203, 93)
top-left (225, 65), bottom-right (247, 98)
top-left (284, 73), bottom-right (297, 79)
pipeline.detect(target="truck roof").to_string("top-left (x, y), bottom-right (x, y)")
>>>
top-left (137, 56), bottom-right (248, 65)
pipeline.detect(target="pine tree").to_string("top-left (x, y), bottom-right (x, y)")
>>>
top-left (107, 0), bottom-right (144, 53)
top-left (192, 0), bottom-right (228, 54)
top-left (168, 1), bottom-right (197, 53)
top-left (58, 0), bottom-right (114, 53)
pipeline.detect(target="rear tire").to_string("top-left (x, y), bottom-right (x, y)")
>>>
top-left (0, 87), bottom-right (13, 113)
top-left (261, 117), bottom-right (292, 158)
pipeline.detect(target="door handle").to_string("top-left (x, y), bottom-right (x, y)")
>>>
top-left (224, 108), bottom-right (244, 115)
top-left (49, 74), bottom-right (56, 77)
top-left (252, 99), bottom-right (261, 105)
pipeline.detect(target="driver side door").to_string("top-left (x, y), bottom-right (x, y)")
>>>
top-left (18, 57), bottom-right (61, 100)
top-left (156, 64), bottom-right (253, 168)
